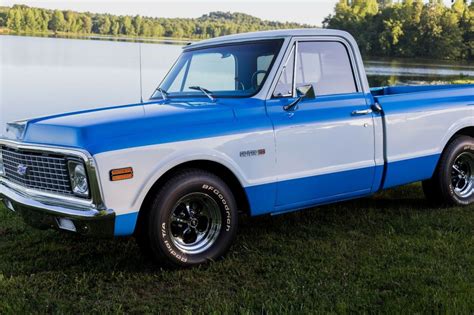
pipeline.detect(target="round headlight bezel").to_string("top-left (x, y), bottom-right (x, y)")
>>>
top-left (67, 159), bottom-right (90, 198)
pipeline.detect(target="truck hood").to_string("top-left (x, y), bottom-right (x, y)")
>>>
top-left (10, 100), bottom-right (237, 155)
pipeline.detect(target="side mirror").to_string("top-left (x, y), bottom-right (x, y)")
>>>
top-left (283, 84), bottom-right (315, 111)
top-left (296, 84), bottom-right (315, 99)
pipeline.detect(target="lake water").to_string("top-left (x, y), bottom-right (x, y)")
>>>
top-left (1, 35), bottom-right (473, 135)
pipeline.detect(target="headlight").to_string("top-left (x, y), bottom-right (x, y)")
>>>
top-left (68, 160), bottom-right (89, 198)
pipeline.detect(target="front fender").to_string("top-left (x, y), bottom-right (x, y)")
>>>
top-left (93, 130), bottom-right (276, 219)
top-left (132, 148), bottom-right (248, 211)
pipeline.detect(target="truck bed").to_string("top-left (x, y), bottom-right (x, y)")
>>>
top-left (370, 83), bottom-right (474, 189)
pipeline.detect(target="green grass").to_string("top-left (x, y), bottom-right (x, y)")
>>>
top-left (0, 183), bottom-right (473, 314)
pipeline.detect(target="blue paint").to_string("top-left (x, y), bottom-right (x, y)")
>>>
top-left (276, 166), bottom-right (374, 207)
top-left (245, 154), bottom-right (441, 217)
top-left (372, 164), bottom-right (385, 192)
top-left (383, 154), bottom-right (440, 189)
top-left (17, 84), bottom-right (473, 156)
top-left (374, 84), bottom-right (474, 115)
top-left (272, 189), bottom-right (373, 216)
top-left (20, 98), bottom-right (273, 155)
top-left (114, 212), bottom-right (139, 236)
top-left (246, 166), bottom-right (375, 216)
top-left (372, 84), bottom-right (474, 97)
top-left (245, 182), bottom-right (277, 216)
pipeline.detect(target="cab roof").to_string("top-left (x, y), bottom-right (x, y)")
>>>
top-left (184, 28), bottom-right (352, 50)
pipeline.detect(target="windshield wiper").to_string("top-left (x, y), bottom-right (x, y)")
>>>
top-left (189, 86), bottom-right (215, 102)
top-left (154, 87), bottom-right (168, 100)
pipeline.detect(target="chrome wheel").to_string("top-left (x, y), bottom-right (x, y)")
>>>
top-left (451, 152), bottom-right (474, 198)
top-left (168, 192), bottom-right (222, 254)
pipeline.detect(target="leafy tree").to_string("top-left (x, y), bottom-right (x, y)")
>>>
top-left (24, 8), bottom-right (37, 32)
top-left (132, 15), bottom-right (143, 35)
top-left (81, 14), bottom-right (92, 33)
top-left (151, 22), bottom-right (164, 37)
top-left (109, 16), bottom-right (120, 35)
top-left (120, 15), bottom-right (134, 35)
top-left (97, 15), bottom-right (111, 34)
top-left (324, 0), bottom-right (473, 60)
top-left (49, 9), bottom-right (65, 32)
top-left (64, 11), bottom-right (80, 33)
top-left (6, 7), bottom-right (22, 31)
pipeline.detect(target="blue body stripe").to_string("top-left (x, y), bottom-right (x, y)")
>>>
top-left (113, 154), bottom-right (442, 234)
top-left (275, 166), bottom-right (374, 208)
top-left (246, 166), bottom-right (374, 216)
top-left (114, 212), bottom-right (139, 236)
top-left (245, 154), bottom-right (440, 217)
top-left (383, 154), bottom-right (440, 189)
top-left (244, 182), bottom-right (277, 216)
top-left (372, 165), bottom-right (385, 192)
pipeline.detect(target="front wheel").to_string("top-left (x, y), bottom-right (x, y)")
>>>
top-left (423, 136), bottom-right (474, 206)
top-left (136, 169), bottom-right (238, 267)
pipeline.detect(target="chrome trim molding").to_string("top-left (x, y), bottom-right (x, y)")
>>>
top-left (1, 182), bottom-right (115, 236)
top-left (266, 35), bottom-right (369, 100)
top-left (0, 181), bottom-right (113, 218)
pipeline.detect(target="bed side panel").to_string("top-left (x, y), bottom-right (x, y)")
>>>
top-left (376, 86), bottom-right (474, 189)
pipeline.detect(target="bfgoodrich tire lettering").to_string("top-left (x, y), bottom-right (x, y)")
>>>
top-left (137, 169), bottom-right (238, 267)
top-left (423, 136), bottom-right (474, 206)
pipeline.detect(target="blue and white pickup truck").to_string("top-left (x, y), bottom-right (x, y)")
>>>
top-left (1, 29), bottom-right (473, 267)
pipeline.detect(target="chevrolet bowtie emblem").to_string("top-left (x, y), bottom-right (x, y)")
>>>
top-left (17, 164), bottom-right (28, 177)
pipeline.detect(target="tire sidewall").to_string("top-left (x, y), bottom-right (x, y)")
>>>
top-left (441, 138), bottom-right (474, 206)
top-left (148, 173), bottom-right (238, 266)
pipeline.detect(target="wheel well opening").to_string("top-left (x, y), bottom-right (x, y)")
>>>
top-left (138, 160), bottom-right (251, 224)
top-left (435, 127), bottom-right (474, 169)
top-left (452, 127), bottom-right (474, 140)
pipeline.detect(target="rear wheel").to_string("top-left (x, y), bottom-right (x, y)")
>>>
top-left (136, 169), bottom-right (238, 267)
top-left (423, 136), bottom-right (474, 206)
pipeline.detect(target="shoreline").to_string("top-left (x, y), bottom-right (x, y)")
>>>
top-left (1, 30), bottom-right (473, 66)
top-left (0, 29), bottom-right (195, 45)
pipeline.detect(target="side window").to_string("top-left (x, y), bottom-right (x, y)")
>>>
top-left (184, 53), bottom-right (236, 91)
top-left (296, 42), bottom-right (357, 96)
top-left (273, 46), bottom-right (295, 97)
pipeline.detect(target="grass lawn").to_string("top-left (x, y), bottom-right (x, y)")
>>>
top-left (0, 183), bottom-right (473, 314)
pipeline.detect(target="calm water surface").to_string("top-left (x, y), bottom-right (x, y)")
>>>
top-left (1, 35), bottom-right (473, 135)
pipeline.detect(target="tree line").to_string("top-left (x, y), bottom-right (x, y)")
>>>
top-left (0, 2), bottom-right (472, 60)
top-left (0, 5), bottom-right (305, 39)
top-left (324, 0), bottom-right (473, 60)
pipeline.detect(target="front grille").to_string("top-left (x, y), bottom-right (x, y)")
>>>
top-left (1, 145), bottom-right (73, 196)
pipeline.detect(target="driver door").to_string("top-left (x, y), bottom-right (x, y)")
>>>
top-left (266, 39), bottom-right (376, 211)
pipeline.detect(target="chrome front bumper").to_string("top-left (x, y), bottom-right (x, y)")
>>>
top-left (0, 139), bottom-right (115, 237)
top-left (0, 179), bottom-right (115, 237)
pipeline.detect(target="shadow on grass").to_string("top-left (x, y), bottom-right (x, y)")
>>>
top-left (0, 184), bottom-right (458, 276)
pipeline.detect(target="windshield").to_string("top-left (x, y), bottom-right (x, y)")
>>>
top-left (152, 40), bottom-right (283, 99)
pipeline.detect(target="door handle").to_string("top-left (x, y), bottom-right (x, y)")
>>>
top-left (351, 109), bottom-right (373, 116)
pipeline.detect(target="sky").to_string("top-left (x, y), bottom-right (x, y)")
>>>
top-left (2, 0), bottom-right (459, 26)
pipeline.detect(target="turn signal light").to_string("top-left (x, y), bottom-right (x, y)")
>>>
top-left (110, 167), bottom-right (133, 181)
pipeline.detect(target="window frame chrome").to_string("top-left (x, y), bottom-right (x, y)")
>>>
top-left (272, 43), bottom-right (296, 98)
top-left (266, 35), bottom-right (368, 100)
top-left (0, 139), bottom-right (107, 211)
